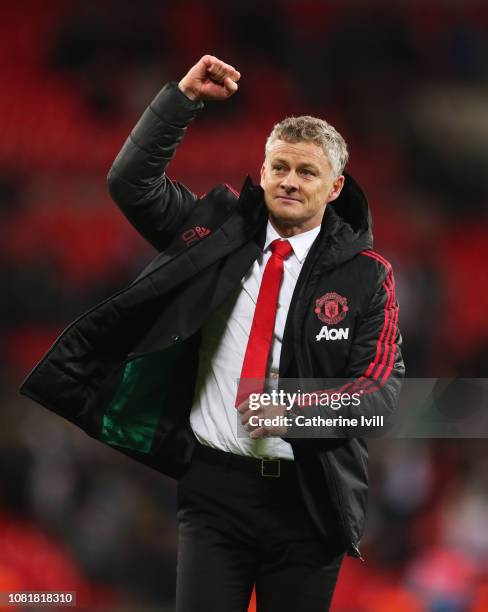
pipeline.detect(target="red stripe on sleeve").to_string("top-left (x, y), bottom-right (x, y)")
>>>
top-left (224, 183), bottom-right (240, 198)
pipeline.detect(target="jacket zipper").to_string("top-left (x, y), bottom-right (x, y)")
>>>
top-left (321, 449), bottom-right (365, 562)
top-left (351, 543), bottom-right (365, 562)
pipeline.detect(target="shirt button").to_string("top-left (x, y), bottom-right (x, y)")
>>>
top-left (271, 372), bottom-right (279, 379)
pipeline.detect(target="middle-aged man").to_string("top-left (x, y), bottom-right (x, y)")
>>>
top-left (20, 55), bottom-right (404, 611)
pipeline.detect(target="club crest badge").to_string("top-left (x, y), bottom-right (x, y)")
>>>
top-left (314, 292), bottom-right (349, 325)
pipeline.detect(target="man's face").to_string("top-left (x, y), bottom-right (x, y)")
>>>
top-left (260, 139), bottom-right (344, 235)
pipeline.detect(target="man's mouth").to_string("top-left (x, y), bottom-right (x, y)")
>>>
top-left (275, 195), bottom-right (302, 203)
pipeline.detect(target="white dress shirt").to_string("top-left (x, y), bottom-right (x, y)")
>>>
top-left (189, 220), bottom-right (321, 459)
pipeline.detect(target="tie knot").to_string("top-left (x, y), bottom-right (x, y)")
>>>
top-left (270, 239), bottom-right (293, 260)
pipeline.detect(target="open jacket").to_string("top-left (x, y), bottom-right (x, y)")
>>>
top-left (19, 83), bottom-right (404, 560)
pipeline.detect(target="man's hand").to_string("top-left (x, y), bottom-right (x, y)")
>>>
top-left (178, 55), bottom-right (241, 102)
top-left (236, 398), bottom-right (289, 439)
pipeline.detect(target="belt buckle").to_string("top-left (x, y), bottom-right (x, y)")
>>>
top-left (261, 457), bottom-right (280, 477)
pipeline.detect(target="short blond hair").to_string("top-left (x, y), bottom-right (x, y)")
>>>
top-left (265, 115), bottom-right (349, 177)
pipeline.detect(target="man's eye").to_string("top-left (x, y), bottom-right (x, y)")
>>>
top-left (301, 169), bottom-right (314, 176)
top-left (273, 165), bottom-right (284, 171)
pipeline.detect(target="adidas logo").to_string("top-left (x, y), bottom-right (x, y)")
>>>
top-left (181, 226), bottom-right (212, 246)
top-left (195, 226), bottom-right (211, 238)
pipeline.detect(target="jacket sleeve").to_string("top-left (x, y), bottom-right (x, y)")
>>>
top-left (287, 258), bottom-right (405, 438)
top-left (107, 82), bottom-right (204, 251)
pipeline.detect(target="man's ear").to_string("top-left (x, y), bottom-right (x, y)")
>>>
top-left (259, 162), bottom-right (266, 187)
top-left (326, 175), bottom-right (345, 203)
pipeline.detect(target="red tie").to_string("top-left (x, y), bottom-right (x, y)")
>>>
top-left (235, 239), bottom-right (293, 407)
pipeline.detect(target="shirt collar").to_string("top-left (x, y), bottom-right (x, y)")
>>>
top-left (264, 220), bottom-right (321, 264)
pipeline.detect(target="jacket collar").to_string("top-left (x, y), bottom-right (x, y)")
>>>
top-left (236, 173), bottom-right (373, 266)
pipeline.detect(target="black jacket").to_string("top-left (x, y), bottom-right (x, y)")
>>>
top-left (19, 83), bottom-right (404, 560)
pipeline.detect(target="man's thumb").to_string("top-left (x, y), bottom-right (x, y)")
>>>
top-left (224, 76), bottom-right (238, 93)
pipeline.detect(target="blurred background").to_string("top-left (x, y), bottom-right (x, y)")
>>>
top-left (1, 0), bottom-right (488, 610)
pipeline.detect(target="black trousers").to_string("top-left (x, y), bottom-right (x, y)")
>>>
top-left (176, 442), bottom-right (345, 612)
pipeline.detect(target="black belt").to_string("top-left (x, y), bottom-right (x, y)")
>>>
top-left (193, 442), bottom-right (296, 478)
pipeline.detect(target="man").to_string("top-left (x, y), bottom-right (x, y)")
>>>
top-left (20, 55), bottom-right (404, 611)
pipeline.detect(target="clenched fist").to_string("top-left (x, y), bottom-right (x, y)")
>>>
top-left (178, 55), bottom-right (241, 102)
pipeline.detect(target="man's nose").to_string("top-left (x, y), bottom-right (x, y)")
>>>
top-left (280, 171), bottom-right (299, 191)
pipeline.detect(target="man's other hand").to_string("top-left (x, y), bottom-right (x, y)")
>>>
top-left (236, 398), bottom-right (289, 439)
top-left (178, 55), bottom-right (241, 102)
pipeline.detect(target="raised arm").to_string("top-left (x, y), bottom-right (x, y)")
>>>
top-left (107, 55), bottom-right (241, 251)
